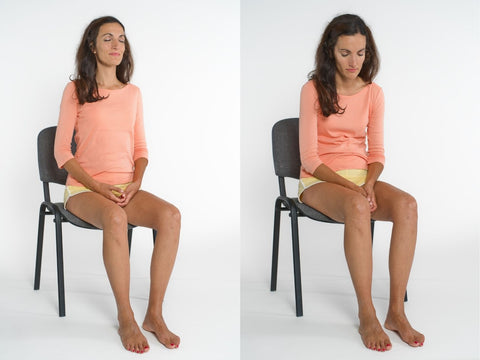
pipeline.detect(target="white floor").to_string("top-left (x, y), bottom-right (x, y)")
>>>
top-left (0, 272), bottom-right (239, 360)
top-left (241, 276), bottom-right (479, 360)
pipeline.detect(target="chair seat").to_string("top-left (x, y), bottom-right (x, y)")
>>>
top-left (294, 198), bottom-right (340, 224)
top-left (54, 202), bottom-right (99, 229)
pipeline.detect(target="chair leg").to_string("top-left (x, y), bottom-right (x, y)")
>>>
top-left (152, 229), bottom-right (157, 245)
top-left (290, 210), bottom-right (303, 317)
top-left (270, 200), bottom-right (282, 292)
top-left (54, 213), bottom-right (66, 317)
top-left (127, 228), bottom-right (133, 255)
top-left (370, 220), bottom-right (375, 242)
top-left (34, 204), bottom-right (47, 290)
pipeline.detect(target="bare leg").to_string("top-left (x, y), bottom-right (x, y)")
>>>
top-left (372, 182), bottom-right (425, 347)
top-left (67, 193), bottom-right (149, 353)
top-left (124, 191), bottom-right (181, 349)
top-left (302, 183), bottom-right (391, 352)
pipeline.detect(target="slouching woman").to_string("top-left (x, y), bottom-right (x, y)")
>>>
top-left (54, 16), bottom-right (180, 354)
top-left (298, 14), bottom-right (424, 352)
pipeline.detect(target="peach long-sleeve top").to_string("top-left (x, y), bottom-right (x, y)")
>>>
top-left (54, 82), bottom-right (148, 187)
top-left (299, 80), bottom-right (385, 179)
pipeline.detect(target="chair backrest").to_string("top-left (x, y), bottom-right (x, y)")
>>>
top-left (37, 126), bottom-right (75, 185)
top-left (272, 118), bottom-right (301, 180)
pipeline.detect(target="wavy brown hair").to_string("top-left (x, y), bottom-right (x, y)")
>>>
top-left (309, 14), bottom-right (379, 117)
top-left (72, 16), bottom-right (134, 104)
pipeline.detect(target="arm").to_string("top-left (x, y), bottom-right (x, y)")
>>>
top-left (63, 158), bottom-right (126, 203)
top-left (362, 162), bottom-right (384, 212)
top-left (117, 157), bottom-right (148, 207)
top-left (362, 86), bottom-right (386, 211)
top-left (117, 88), bottom-right (149, 207)
top-left (312, 164), bottom-right (368, 197)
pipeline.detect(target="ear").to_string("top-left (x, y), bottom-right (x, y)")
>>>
top-left (89, 42), bottom-right (96, 54)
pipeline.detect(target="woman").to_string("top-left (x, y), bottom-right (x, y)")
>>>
top-left (54, 16), bottom-right (180, 354)
top-left (298, 14), bottom-right (424, 352)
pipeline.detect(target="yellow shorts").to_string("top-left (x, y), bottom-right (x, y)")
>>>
top-left (298, 169), bottom-right (367, 202)
top-left (64, 183), bottom-right (131, 207)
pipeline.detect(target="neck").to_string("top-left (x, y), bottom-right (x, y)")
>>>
top-left (335, 73), bottom-right (359, 91)
top-left (335, 74), bottom-right (365, 95)
top-left (95, 63), bottom-right (120, 88)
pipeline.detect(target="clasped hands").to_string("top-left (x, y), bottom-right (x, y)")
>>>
top-left (349, 182), bottom-right (377, 212)
top-left (95, 181), bottom-right (141, 207)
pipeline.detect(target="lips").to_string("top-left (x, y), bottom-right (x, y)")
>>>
top-left (109, 52), bottom-right (121, 56)
top-left (346, 68), bottom-right (357, 73)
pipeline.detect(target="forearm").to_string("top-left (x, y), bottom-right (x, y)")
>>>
top-left (365, 162), bottom-right (384, 186)
top-left (132, 157), bottom-right (148, 184)
top-left (312, 164), bottom-right (358, 190)
top-left (63, 158), bottom-right (100, 191)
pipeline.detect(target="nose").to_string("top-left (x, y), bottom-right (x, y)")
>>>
top-left (349, 55), bottom-right (357, 68)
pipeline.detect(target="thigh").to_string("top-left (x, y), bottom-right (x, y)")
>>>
top-left (123, 190), bottom-right (179, 229)
top-left (66, 191), bottom-right (124, 229)
top-left (371, 181), bottom-right (417, 222)
top-left (301, 182), bottom-right (368, 223)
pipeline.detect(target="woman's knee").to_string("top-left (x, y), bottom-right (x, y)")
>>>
top-left (102, 205), bottom-right (128, 230)
top-left (156, 203), bottom-right (181, 232)
top-left (344, 194), bottom-right (371, 220)
top-left (395, 193), bottom-right (418, 220)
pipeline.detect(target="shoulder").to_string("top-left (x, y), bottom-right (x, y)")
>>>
top-left (124, 83), bottom-right (141, 94)
top-left (125, 83), bottom-right (140, 91)
top-left (368, 82), bottom-right (383, 96)
top-left (367, 82), bottom-right (384, 102)
top-left (63, 81), bottom-right (76, 95)
top-left (301, 80), bottom-right (316, 92)
top-left (61, 81), bottom-right (78, 104)
top-left (301, 80), bottom-right (317, 99)
top-left (369, 82), bottom-right (382, 91)
top-left (123, 83), bottom-right (142, 99)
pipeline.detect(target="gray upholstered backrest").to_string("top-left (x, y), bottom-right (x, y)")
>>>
top-left (37, 126), bottom-right (75, 185)
top-left (272, 118), bottom-right (301, 179)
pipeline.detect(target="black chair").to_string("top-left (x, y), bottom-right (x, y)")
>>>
top-left (34, 126), bottom-right (156, 317)
top-left (270, 118), bottom-right (406, 317)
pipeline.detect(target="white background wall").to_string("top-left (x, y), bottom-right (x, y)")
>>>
top-left (241, 0), bottom-right (479, 290)
top-left (0, 0), bottom-right (239, 304)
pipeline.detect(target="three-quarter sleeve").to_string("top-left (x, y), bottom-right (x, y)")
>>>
top-left (133, 88), bottom-right (148, 161)
top-left (299, 81), bottom-right (323, 175)
top-left (54, 82), bottom-right (77, 169)
top-left (367, 86), bottom-right (385, 165)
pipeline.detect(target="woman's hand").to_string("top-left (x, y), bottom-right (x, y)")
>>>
top-left (362, 182), bottom-right (377, 212)
top-left (345, 182), bottom-right (368, 197)
top-left (95, 182), bottom-right (126, 204)
top-left (116, 181), bottom-right (141, 207)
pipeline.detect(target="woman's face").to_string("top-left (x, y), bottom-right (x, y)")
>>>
top-left (93, 22), bottom-right (126, 67)
top-left (333, 33), bottom-right (366, 81)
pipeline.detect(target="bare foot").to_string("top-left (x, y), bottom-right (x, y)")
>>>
top-left (385, 311), bottom-right (424, 347)
top-left (118, 317), bottom-right (150, 354)
top-left (358, 313), bottom-right (392, 352)
top-left (142, 313), bottom-right (180, 349)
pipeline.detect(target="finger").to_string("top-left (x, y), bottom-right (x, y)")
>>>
top-left (117, 192), bottom-right (133, 207)
top-left (110, 186), bottom-right (125, 196)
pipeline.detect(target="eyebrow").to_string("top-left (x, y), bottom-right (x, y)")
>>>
top-left (339, 48), bottom-right (365, 52)
top-left (101, 33), bottom-right (125, 37)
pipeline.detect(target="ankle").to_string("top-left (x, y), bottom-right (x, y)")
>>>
top-left (145, 305), bottom-right (164, 318)
top-left (118, 309), bottom-right (135, 323)
top-left (387, 304), bottom-right (405, 317)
